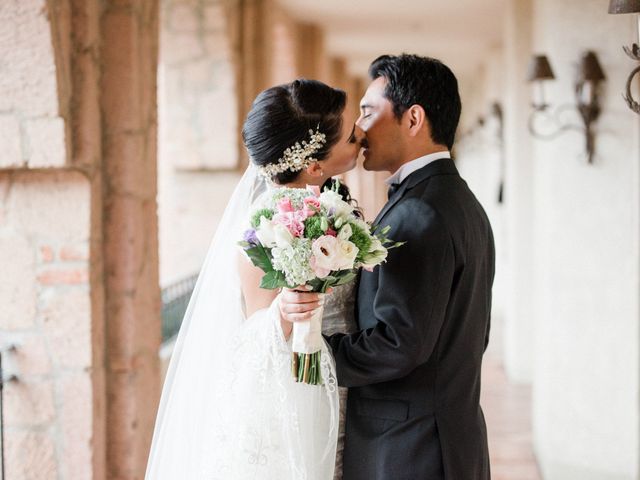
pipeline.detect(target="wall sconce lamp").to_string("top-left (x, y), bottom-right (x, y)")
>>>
top-left (526, 51), bottom-right (606, 164)
top-left (608, 0), bottom-right (640, 113)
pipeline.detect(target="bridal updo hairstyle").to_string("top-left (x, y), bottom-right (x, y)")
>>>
top-left (242, 79), bottom-right (347, 185)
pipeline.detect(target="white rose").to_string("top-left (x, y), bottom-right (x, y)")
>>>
top-left (320, 189), bottom-right (353, 218)
top-left (335, 239), bottom-right (359, 270)
top-left (338, 223), bottom-right (353, 241)
top-left (311, 235), bottom-right (341, 271)
top-left (255, 216), bottom-right (277, 248)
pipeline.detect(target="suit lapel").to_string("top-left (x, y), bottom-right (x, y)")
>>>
top-left (372, 158), bottom-right (459, 227)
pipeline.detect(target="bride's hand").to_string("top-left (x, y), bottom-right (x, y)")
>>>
top-left (278, 287), bottom-right (332, 338)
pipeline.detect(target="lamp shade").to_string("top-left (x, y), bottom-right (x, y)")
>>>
top-left (526, 55), bottom-right (555, 82)
top-left (608, 0), bottom-right (640, 14)
top-left (577, 51), bottom-right (606, 82)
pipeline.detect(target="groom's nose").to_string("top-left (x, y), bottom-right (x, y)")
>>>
top-left (353, 125), bottom-right (367, 146)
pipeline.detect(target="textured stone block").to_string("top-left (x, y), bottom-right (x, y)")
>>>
top-left (37, 267), bottom-right (89, 285)
top-left (24, 117), bottom-right (67, 168)
top-left (60, 373), bottom-right (93, 480)
top-left (13, 334), bottom-right (52, 376)
top-left (0, 114), bottom-right (23, 168)
top-left (161, 32), bottom-right (204, 65)
top-left (6, 171), bottom-right (90, 242)
top-left (4, 380), bottom-right (56, 427)
top-left (167, 3), bottom-right (199, 33)
top-left (38, 245), bottom-right (55, 263)
top-left (0, 0), bottom-right (60, 116)
top-left (0, 231), bottom-right (37, 330)
top-left (40, 288), bottom-right (91, 369)
top-left (59, 243), bottom-right (89, 261)
top-left (203, 3), bottom-right (225, 33)
top-left (5, 430), bottom-right (58, 480)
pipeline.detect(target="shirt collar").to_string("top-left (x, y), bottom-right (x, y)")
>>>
top-left (385, 151), bottom-right (451, 186)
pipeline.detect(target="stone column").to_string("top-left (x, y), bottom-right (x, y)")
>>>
top-left (1, 1), bottom-right (161, 478)
top-left (502, 0), bottom-right (535, 382)
top-left (100, 2), bottom-right (161, 478)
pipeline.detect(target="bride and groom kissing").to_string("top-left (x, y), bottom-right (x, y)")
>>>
top-left (146, 53), bottom-right (495, 480)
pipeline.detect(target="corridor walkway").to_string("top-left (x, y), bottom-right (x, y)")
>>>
top-left (482, 354), bottom-right (542, 480)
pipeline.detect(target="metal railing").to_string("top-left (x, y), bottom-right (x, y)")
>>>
top-left (161, 273), bottom-right (199, 342)
top-left (0, 344), bottom-right (17, 480)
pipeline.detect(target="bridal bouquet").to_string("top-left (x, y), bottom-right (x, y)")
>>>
top-left (239, 183), bottom-right (402, 385)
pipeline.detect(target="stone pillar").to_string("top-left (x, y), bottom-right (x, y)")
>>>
top-left (159, 0), bottom-right (239, 170)
top-left (0, 1), bottom-right (161, 478)
top-left (100, 2), bottom-right (161, 478)
top-left (502, 0), bottom-right (535, 382)
top-left (158, 0), bottom-right (244, 284)
top-left (296, 23), bottom-right (329, 82)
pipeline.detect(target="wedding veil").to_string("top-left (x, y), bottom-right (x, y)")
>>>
top-left (145, 165), bottom-right (339, 479)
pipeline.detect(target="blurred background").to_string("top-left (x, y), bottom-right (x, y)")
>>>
top-left (0, 0), bottom-right (639, 478)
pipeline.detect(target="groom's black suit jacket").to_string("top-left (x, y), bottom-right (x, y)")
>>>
top-left (327, 158), bottom-right (494, 480)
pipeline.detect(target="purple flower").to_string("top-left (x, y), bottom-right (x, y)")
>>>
top-left (243, 228), bottom-right (259, 249)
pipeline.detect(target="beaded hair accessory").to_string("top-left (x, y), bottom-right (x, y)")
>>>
top-left (258, 126), bottom-right (327, 178)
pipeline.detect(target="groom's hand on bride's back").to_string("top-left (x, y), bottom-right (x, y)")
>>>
top-left (278, 287), bottom-right (330, 338)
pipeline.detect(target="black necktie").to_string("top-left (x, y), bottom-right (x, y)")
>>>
top-left (387, 183), bottom-right (400, 200)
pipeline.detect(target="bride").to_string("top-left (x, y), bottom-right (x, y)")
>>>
top-left (145, 79), bottom-right (362, 479)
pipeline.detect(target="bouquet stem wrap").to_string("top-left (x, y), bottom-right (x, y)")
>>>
top-left (291, 299), bottom-right (324, 385)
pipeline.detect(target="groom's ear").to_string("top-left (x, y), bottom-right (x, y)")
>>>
top-left (405, 104), bottom-right (426, 137)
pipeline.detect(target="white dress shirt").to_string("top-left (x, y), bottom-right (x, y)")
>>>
top-left (385, 151), bottom-right (451, 186)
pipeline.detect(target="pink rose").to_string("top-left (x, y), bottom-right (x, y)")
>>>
top-left (277, 197), bottom-right (294, 213)
top-left (304, 196), bottom-right (321, 209)
top-left (273, 212), bottom-right (305, 237)
top-left (325, 228), bottom-right (337, 237)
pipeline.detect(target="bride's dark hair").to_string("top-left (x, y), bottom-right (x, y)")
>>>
top-left (242, 79), bottom-right (347, 185)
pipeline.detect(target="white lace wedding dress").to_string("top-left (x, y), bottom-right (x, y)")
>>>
top-left (145, 166), bottom-right (356, 480)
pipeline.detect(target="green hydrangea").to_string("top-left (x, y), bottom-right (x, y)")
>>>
top-left (271, 238), bottom-right (314, 287)
top-left (304, 215), bottom-right (326, 239)
top-left (268, 188), bottom-right (310, 210)
top-left (250, 208), bottom-right (274, 228)
top-left (349, 222), bottom-right (372, 260)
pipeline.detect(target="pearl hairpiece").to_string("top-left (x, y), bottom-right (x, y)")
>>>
top-left (258, 126), bottom-right (327, 178)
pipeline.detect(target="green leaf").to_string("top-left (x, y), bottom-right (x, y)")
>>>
top-left (334, 271), bottom-right (357, 286)
top-left (245, 245), bottom-right (273, 272)
top-left (260, 270), bottom-right (289, 289)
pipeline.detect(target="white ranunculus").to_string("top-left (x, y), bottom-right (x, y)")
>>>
top-left (320, 189), bottom-right (353, 218)
top-left (338, 223), bottom-right (352, 241)
top-left (335, 239), bottom-right (359, 270)
top-left (255, 216), bottom-right (277, 248)
top-left (311, 235), bottom-right (341, 271)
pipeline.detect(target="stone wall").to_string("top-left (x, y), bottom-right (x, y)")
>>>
top-left (1, 171), bottom-right (92, 479)
top-left (460, 0), bottom-right (640, 478)
top-left (0, 1), bottom-right (162, 479)
top-left (529, 1), bottom-right (639, 478)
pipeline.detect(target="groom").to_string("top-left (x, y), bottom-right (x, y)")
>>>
top-left (281, 54), bottom-right (494, 479)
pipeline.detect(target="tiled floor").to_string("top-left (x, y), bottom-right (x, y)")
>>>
top-left (481, 354), bottom-right (542, 480)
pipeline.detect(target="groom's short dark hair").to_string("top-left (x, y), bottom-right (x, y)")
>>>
top-left (369, 54), bottom-right (461, 150)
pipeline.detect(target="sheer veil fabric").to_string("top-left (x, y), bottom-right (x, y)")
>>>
top-left (145, 165), bottom-right (340, 480)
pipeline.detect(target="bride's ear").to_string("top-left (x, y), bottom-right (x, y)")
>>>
top-left (306, 161), bottom-right (325, 178)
